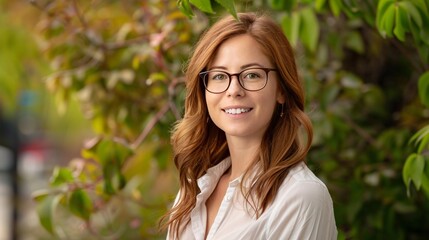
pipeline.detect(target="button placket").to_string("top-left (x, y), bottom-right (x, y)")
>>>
top-left (206, 186), bottom-right (236, 240)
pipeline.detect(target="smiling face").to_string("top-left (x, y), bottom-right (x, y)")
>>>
top-left (205, 34), bottom-right (285, 142)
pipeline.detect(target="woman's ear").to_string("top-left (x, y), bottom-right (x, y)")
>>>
top-left (276, 89), bottom-right (286, 104)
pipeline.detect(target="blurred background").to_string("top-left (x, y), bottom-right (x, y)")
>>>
top-left (0, 1), bottom-right (91, 239)
top-left (0, 0), bottom-right (428, 239)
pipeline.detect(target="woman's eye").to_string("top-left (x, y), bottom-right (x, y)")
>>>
top-left (244, 72), bottom-right (261, 79)
top-left (211, 73), bottom-right (227, 80)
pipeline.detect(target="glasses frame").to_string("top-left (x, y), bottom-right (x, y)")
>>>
top-left (199, 67), bottom-right (277, 94)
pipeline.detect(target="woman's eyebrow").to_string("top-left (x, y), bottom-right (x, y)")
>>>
top-left (208, 63), bottom-right (265, 71)
top-left (240, 63), bottom-right (264, 69)
top-left (208, 66), bottom-right (228, 71)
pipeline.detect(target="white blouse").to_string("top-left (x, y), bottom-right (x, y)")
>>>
top-left (168, 157), bottom-right (337, 240)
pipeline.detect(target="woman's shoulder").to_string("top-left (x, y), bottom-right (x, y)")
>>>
top-left (263, 162), bottom-right (337, 239)
top-left (276, 162), bottom-right (332, 204)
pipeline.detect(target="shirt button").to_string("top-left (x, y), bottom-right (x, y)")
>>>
top-left (226, 195), bottom-right (232, 201)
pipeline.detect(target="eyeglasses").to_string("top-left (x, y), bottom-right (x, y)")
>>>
top-left (199, 67), bottom-right (277, 94)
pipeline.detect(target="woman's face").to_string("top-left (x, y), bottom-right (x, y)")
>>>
top-left (205, 34), bottom-right (284, 142)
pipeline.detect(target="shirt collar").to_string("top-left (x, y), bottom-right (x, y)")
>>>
top-left (197, 157), bottom-right (232, 191)
top-left (196, 157), bottom-right (263, 191)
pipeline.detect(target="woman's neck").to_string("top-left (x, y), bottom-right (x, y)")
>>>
top-left (226, 135), bottom-right (261, 180)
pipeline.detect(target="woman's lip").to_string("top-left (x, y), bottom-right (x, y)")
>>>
top-left (222, 105), bottom-right (252, 110)
top-left (222, 107), bottom-right (252, 110)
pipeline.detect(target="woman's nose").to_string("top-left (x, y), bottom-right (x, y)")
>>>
top-left (226, 76), bottom-right (245, 97)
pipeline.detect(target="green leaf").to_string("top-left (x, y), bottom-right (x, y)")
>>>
top-left (36, 195), bottom-right (62, 234)
top-left (379, 4), bottom-right (396, 37)
top-left (215, 0), bottom-right (237, 19)
top-left (399, 1), bottom-right (423, 27)
top-left (189, 0), bottom-right (215, 13)
top-left (394, 5), bottom-right (408, 41)
top-left (68, 189), bottom-right (93, 220)
top-left (376, 0), bottom-right (395, 30)
top-left (329, 0), bottom-right (342, 16)
top-left (315, 0), bottom-right (327, 11)
top-left (90, 138), bottom-right (133, 166)
top-left (50, 167), bottom-right (74, 187)
top-left (103, 178), bottom-right (116, 195)
top-left (299, 8), bottom-right (320, 52)
top-left (418, 71), bottom-right (429, 107)
top-left (417, 134), bottom-right (429, 154)
top-left (178, 0), bottom-right (195, 19)
top-left (87, 138), bottom-right (133, 194)
top-left (269, 0), bottom-right (283, 10)
top-left (286, 0), bottom-right (298, 11)
top-left (403, 153), bottom-right (425, 195)
top-left (81, 137), bottom-right (101, 161)
top-left (410, 125), bottom-right (429, 147)
top-left (411, 0), bottom-right (429, 16)
top-left (281, 12), bottom-right (301, 47)
top-left (269, 0), bottom-right (296, 12)
top-left (148, 72), bottom-right (167, 83)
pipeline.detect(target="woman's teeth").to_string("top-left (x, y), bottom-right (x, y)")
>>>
top-left (224, 108), bottom-right (250, 114)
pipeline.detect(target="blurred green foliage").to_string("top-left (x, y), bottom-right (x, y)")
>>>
top-left (27, 0), bottom-right (429, 239)
top-left (0, 6), bottom-right (42, 115)
top-left (30, 0), bottom-right (201, 238)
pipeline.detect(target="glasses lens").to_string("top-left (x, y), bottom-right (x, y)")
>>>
top-left (240, 68), bottom-right (267, 91)
top-left (204, 71), bottom-right (230, 93)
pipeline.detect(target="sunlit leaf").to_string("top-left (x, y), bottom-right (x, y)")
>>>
top-left (178, 0), bottom-right (195, 18)
top-left (190, 0), bottom-right (215, 13)
top-left (132, 55), bottom-right (140, 69)
top-left (376, 0), bottom-right (395, 31)
top-left (417, 134), bottom-right (429, 154)
top-left (50, 167), bottom-right (74, 186)
top-left (299, 8), bottom-right (319, 52)
top-left (329, 0), bottom-right (342, 16)
top-left (410, 125), bottom-right (429, 147)
top-left (379, 4), bottom-right (396, 37)
top-left (394, 5), bottom-right (408, 41)
top-left (36, 195), bottom-right (62, 234)
top-left (148, 72), bottom-right (167, 83)
top-left (68, 189), bottom-right (93, 220)
top-left (281, 12), bottom-right (300, 47)
top-left (315, 0), bottom-right (327, 11)
top-left (403, 153), bottom-right (425, 195)
top-left (91, 115), bottom-right (106, 135)
top-left (409, 124), bottom-right (429, 155)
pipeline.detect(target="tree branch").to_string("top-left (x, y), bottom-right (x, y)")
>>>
top-left (130, 103), bottom-right (170, 149)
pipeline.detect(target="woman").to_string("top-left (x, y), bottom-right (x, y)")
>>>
top-left (162, 12), bottom-right (337, 239)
